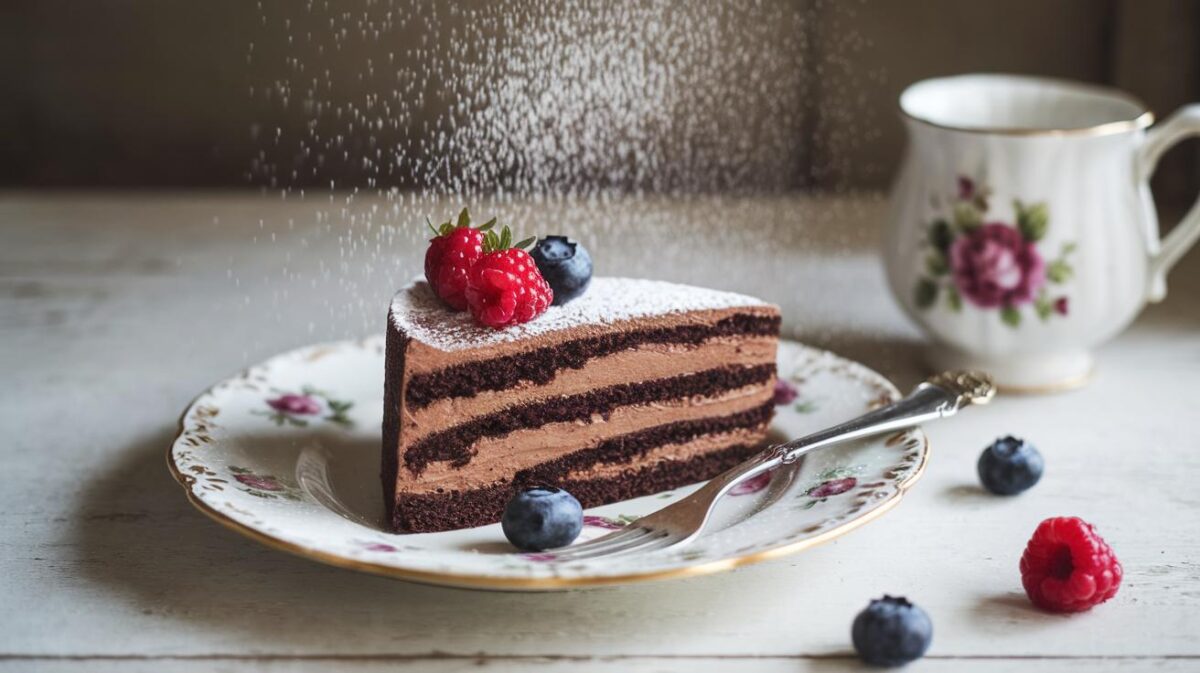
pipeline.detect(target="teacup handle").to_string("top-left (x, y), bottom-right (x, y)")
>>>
top-left (1140, 104), bottom-right (1200, 302)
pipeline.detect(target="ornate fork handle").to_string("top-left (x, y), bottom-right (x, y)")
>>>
top-left (703, 370), bottom-right (996, 501)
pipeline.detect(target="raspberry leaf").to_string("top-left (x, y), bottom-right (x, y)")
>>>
top-left (427, 214), bottom-right (459, 239)
top-left (473, 221), bottom-right (535, 253)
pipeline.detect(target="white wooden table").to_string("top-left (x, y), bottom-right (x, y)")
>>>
top-left (3, 192), bottom-right (1198, 672)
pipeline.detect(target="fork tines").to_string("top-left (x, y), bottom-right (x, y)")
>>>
top-left (547, 526), bottom-right (673, 562)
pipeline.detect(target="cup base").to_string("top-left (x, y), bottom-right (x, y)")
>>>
top-left (923, 347), bottom-right (1093, 394)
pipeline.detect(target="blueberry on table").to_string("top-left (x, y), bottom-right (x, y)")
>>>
top-left (851, 595), bottom-right (933, 667)
top-left (977, 435), bottom-right (1044, 495)
top-left (501, 486), bottom-right (583, 552)
top-left (530, 236), bottom-right (592, 305)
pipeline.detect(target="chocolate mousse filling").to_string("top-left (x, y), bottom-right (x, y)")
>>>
top-left (404, 312), bottom-right (781, 408)
top-left (404, 363), bottom-right (776, 473)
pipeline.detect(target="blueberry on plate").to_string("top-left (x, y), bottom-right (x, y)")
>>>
top-left (501, 486), bottom-right (583, 552)
top-left (530, 236), bottom-right (592, 305)
top-left (852, 595), bottom-right (933, 667)
top-left (977, 435), bottom-right (1044, 495)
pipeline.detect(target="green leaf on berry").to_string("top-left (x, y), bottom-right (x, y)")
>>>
top-left (473, 221), bottom-right (535, 253)
top-left (456, 208), bottom-right (471, 229)
top-left (426, 216), bottom-right (439, 237)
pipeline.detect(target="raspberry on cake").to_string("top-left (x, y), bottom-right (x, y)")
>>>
top-left (382, 277), bottom-right (782, 533)
top-left (465, 247), bottom-right (553, 328)
top-left (423, 210), bottom-right (491, 311)
top-left (424, 210), bottom-right (547, 324)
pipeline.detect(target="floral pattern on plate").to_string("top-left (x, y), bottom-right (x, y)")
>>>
top-left (228, 466), bottom-right (302, 501)
top-left (168, 336), bottom-right (927, 590)
top-left (583, 514), bottom-right (640, 530)
top-left (914, 175), bottom-right (1075, 327)
top-left (254, 385), bottom-right (354, 428)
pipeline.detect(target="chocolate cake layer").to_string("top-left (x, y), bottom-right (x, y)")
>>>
top-left (405, 312), bottom-right (780, 408)
top-left (404, 363), bottom-right (775, 473)
top-left (393, 440), bottom-right (765, 534)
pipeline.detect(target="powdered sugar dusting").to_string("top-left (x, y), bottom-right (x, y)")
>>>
top-left (391, 277), bottom-right (768, 351)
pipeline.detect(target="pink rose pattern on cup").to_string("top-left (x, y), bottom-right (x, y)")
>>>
top-left (914, 176), bottom-right (1075, 327)
top-left (254, 385), bottom-right (354, 428)
top-left (950, 223), bottom-right (1045, 308)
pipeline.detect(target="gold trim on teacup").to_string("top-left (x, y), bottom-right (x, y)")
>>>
top-left (166, 376), bottom-right (930, 591)
top-left (997, 367), bottom-right (1094, 395)
top-left (899, 75), bottom-right (1155, 138)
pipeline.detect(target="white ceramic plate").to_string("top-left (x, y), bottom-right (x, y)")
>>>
top-left (169, 337), bottom-right (928, 590)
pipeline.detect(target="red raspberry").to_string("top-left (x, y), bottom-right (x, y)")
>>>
top-left (1020, 516), bottom-right (1122, 613)
top-left (466, 247), bottom-right (553, 328)
top-left (424, 225), bottom-right (485, 310)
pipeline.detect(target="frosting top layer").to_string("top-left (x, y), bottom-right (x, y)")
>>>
top-left (390, 276), bottom-right (770, 352)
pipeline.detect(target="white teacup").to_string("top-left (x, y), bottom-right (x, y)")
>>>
top-left (884, 74), bottom-right (1200, 392)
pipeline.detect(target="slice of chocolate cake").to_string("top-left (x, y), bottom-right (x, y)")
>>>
top-left (383, 277), bottom-right (781, 533)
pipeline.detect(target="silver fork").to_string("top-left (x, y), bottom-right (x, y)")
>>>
top-left (547, 370), bottom-right (996, 563)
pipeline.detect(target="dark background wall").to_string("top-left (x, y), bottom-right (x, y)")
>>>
top-left (3, 0), bottom-right (1197, 202)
